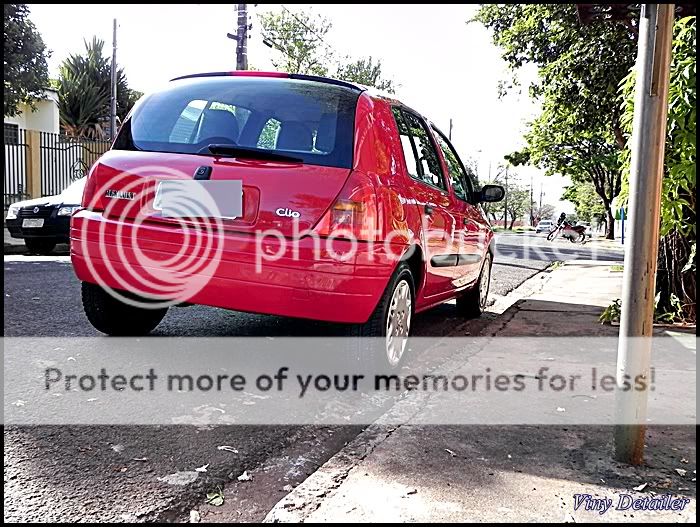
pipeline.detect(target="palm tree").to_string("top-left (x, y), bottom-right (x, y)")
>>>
top-left (57, 37), bottom-right (138, 138)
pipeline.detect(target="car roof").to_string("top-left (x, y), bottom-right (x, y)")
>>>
top-left (169, 71), bottom-right (367, 93)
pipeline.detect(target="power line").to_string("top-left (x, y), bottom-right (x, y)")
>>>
top-left (279, 4), bottom-right (335, 53)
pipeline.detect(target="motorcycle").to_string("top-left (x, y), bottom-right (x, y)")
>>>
top-left (547, 221), bottom-right (587, 244)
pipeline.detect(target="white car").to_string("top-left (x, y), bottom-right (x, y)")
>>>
top-left (5, 177), bottom-right (86, 254)
top-left (535, 220), bottom-right (554, 234)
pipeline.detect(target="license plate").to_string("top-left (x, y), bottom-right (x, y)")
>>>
top-left (153, 180), bottom-right (243, 219)
top-left (22, 218), bottom-right (44, 228)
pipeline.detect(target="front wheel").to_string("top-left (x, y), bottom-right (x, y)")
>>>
top-left (456, 253), bottom-right (492, 318)
top-left (25, 238), bottom-right (56, 255)
top-left (81, 282), bottom-right (169, 336)
top-left (546, 229), bottom-right (558, 242)
top-left (350, 262), bottom-right (414, 371)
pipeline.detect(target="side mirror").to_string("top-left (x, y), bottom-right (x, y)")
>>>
top-left (479, 184), bottom-right (505, 203)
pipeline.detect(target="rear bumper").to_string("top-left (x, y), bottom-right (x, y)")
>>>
top-left (70, 210), bottom-right (401, 324)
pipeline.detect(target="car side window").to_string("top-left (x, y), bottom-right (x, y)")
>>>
top-left (257, 118), bottom-right (281, 149)
top-left (432, 128), bottom-right (472, 202)
top-left (391, 107), bottom-right (446, 190)
top-left (391, 107), bottom-right (421, 180)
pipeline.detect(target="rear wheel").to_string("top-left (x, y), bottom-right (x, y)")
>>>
top-left (349, 262), bottom-right (414, 371)
top-left (25, 238), bottom-right (56, 255)
top-left (456, 253), bottom-right (492, 318)
top-left (81, 282), bottom-right (169, 336)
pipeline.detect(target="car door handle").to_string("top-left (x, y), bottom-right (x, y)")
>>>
top-left (424, 204), bottom-right (434, 215)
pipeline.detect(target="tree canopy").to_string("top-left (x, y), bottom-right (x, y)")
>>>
top-left (258, 7), bottom-right (396, 91)
top-left (4, 4), bottom-right (51, 117)
top-left (57, 37), bottom-right (140, 138)
top-left (335, 56), bottom-right (395, 93)
top-left (258, 9), bottom-right (333, 76)
top-left (474, 4), bottom-right (637, 239)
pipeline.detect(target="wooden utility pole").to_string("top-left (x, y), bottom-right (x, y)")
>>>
top-left (236, 4), bottom-right (248, 70)
top-left (227, 5), bottom-right (249, 70)
top-left (109, 19), bottom-right (117, 141)
top-left (448, 118), bottom-right (453, 141)
top-left (614, 3), bottom-right (674, 465)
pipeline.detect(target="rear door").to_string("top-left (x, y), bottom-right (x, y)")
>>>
top-left (431, 127), bottom-right (489, 286)
top-left (391, 107), bottom-right (455, 298)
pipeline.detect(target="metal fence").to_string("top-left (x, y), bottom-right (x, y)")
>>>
top-left (4, 126), bottom-right (28, 209)
top-left (40, 132), bottom-right (110, 197)
top-left (3, 126), bottom-right (110, 208)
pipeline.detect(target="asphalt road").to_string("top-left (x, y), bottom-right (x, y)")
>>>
top-left (3, 232), bottom-right (623, 522)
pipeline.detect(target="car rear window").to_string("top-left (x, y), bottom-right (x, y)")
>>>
top-left (115, 77), bottom-right (360, 169)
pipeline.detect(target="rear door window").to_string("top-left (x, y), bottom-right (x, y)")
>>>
top-left (118, 77), bottom-right (360, 169)
top-left (391, 107), bottom-right (446, 190)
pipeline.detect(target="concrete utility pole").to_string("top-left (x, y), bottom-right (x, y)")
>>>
top-left (110, 18), bottom-right (117, 141)
top-left (503, 166), bottom-right (509, 229)
top-left (614, 3), bottom-right (674, 465)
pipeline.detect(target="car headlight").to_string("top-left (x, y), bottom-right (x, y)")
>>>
top-left (58, 206), bottom-right (81, 216)
top-left (6, 206), bottom-right (20, 220)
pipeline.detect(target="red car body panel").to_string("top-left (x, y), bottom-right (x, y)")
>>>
top-left (71, 74), bottom-right (494, 324)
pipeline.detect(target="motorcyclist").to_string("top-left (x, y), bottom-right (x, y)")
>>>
top-left (557, 212), bottom-right (567, 226)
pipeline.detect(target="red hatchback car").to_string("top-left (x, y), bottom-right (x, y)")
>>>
top-left (71, 72), bottom-right (504, 368)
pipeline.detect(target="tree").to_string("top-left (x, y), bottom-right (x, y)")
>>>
top-left (474, 4), bottom-right (637, 239)
top-left (532, 203), bottom-right (556, 225)
top-left (258, 9), bottom-right (333, 75)
top-left (618, 16), bottom-right (696, 321)
top-left (57, 37), bottom-right (139, 138)
top-left (503, 186), bottom-right (532, 229)
top-left (4, 4), bottom-right (51, 117)
top-left (561, 180), bottom-right (605, 224)
top-left (335, 56), bottom-right (395, 93)
top-left (480, 167), bottom-right (530, 229)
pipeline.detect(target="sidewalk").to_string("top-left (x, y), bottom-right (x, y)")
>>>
top-left (265, 261), bottom-right (696, 523)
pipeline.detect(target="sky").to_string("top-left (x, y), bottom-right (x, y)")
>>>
top-left (26, 3), bottom-right (574, 212)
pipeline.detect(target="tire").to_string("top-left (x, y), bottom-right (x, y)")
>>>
top-left (81, 281), bottom-right (168, 336)
top-left (25, 238), bottom-right (56, 255)
top-left (349, 262), bottom-right (415, 371)
top-left (546, 230), bottom-right (558, 242)
top-left (456, 253), bottom-right (492, 318)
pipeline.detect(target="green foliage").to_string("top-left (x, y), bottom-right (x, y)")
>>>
top-left (4, 4), bottom-right (51, 117)
top-left (335, 56), bottom-right (395, 93)
top-left (618, 16), bottom-right (696, 321)
top-left (562, 180), bottom-right (605, 222)
top-left (474, 4), bottom-right (637, 239)
top-left (258, 9), bottom-right (333, 76)
top-left (599, 299), bottom-right (622, 325)
top-left (485, 182), bottom-right (531, 229)
top-left (258, 8), bottom-right (396, 91)
top-left (600, 294), bottom-right (686, 325)
top-left (618, 16), bottom-right (696, 239)
top-left (57, 37), bottom-right (138, 138)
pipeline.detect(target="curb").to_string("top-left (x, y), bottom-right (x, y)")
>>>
top-left (262, 264), bottom-right (556, 523)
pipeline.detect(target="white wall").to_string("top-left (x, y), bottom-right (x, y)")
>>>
top-left (4, 89), bottom-right (59, 134)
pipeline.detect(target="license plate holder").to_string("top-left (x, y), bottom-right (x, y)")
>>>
top-left (153, 180), bottom-right (243, 219)
top-left (22, 218), bottom-right (44, 228)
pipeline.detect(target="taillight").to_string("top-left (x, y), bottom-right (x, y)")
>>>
top-left (81, 164), bottom-right (105, 212)
top-left (315, 171), bottom-right (381, 242)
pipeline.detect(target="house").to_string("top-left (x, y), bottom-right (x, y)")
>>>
top-left (3, 88), bottom-right (60, 142)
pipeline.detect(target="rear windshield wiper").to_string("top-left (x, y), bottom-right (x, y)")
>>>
top-left (199, 144), bottom-right (303, 163)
